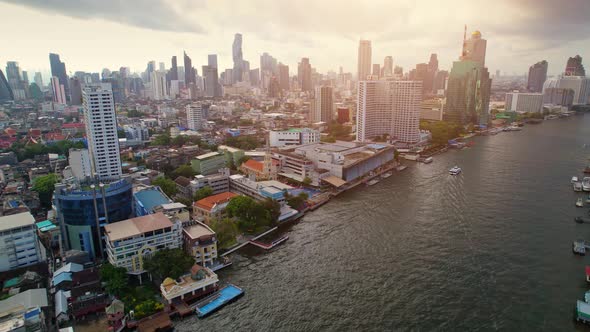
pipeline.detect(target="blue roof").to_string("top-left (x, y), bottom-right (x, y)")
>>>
top-left (52, 272), bottom-right (72, 286)
top-left (36, 220), bottom-right (57, 232)
top-left (8, 200), bottom-right (19, 208)
top-left (134, 188), bottom-right (171, 213)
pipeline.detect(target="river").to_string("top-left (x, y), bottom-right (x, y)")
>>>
top-left (176, 114), bottom-right (590, 331)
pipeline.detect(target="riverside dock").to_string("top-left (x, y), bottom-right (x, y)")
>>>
top-left (220, 227), bottom-right (278, 257)
top-left (249, 235), bottom-right (289, 250)
top-left (194, 284), bottom-right (244, 318)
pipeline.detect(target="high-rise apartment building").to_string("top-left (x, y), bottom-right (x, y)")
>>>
top-left (0, 212), bottom-right (46, 272)
top-left (233, 33), bottom-right (244, 83)
top-left (278, 63), bottom-right (289, 91)
top-left (543, 76), bottom-right (590, 105)
top-left (169, 56), bottom-right (178, 81)
top-left (298, 58), bottom-right (312, 92)
top-left (82, 83), bottom-right (122, 181)
top-left (49, 53), bottom-right (69, 98)
top-left (383, 56), bottom-right (393, 77)
top-left (357, 80), bottom-right (422, 143)
top-left (151, 71), bottom-right (168, 100)
top-left (51, 76), bottom-right (66, 104)
top-left (202, 65), bottom-right (220, 97)
top-left (357, 40), bottom-right (372, 81)
top-left (33, 72), bottom-right (43, 89)
top-left (69, 77), bottom-right (82, 105)
top-left (311, 86), bottom-right (334, 123)
top-left (0, 70), bottom-right (12, 101)
top-left (527, 60), bottom-right (548, 93)
top-left (186, 103), bottom-right (204, 130)
top-left (184, 51), bottom-right (195, 84)
top-left (5, 61), bottom-right (27, 100)
top-left (565, 55), bottom-right (585, 76)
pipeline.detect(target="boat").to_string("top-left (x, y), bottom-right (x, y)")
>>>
top-left (586, 266), bottom-right (590, 283)
top-left (577, 300), bottom-right (590, 323)
top-left (573, 176), bottom-right (580, 183)
top-left (576, 216), bottom-right (585, 224)
top-left (366, 178), bottom-right (380, 186)
top-left (418, 156), bottom-right (433, 164)
top-left (577, 198), bottom-right (584, 207)
top-left (195, 284), bottom-right (244, 318)
top-left (380, 172), bottom-right (392, 179)
top-left (583, 177), bottom-right (590, 191)
top-left (585, 167), bottom-right (590, 174)
top-left (575, 182), bottom-right (583, 192)
top-left (396, 165), bottom-right (407, 172)
top-left (586, 195), bottom-right (590, 204)
top-left (449, 166), bottom-right (462, 175)
top-left (574, 240), bottom-right (587, 255)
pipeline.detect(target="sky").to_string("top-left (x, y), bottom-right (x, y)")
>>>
top-left (0, 0), bottom-right (589, 81)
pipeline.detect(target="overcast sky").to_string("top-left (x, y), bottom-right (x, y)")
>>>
top-left (1, 0), bottom-right (589, 80)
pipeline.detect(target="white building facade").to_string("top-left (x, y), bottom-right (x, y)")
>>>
top-left (186, 103), bottom-right (204, 131)
top-left (505, 92), bottom-right (544, 113)
top-left (543, 76), bottom-right (590, 105)
top-left (270, 128), bottom-right (320, 147)
top-left (357, 80), bottom-right (422, 143)
top-left (83, 83), bottom-right (122, 181)
top-left (0, 212), bottom-right (46, 272)
top-left (68, 148), bottom-right (91, 181)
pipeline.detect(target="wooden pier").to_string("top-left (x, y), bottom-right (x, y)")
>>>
top-left (220, 226), bottom-right (278, 257)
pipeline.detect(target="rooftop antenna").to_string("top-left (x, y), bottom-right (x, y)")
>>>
top-left (461, 24), bottom-right (468, 59)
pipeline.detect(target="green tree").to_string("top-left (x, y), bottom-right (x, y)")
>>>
top-left (226, 196), bottom-right (271, 232)
top-left (133, 300), bottom-right (164, 319)
top-left (171, 135), bottom-right (187, 147)
top-left (286, 192), bottom-right (309, 210)
top-left (261, 198), bottom-right (281, 223)
top-left (236, 155), bottom-right (250, 167)
top-left (210, 218), bottom-right (239, 249)
top-left (172, 164), bottom-right (195, 179)
top-left (152, 176), bottom-right (177, 198)
top-left (143, 248), bottom-right (194, 280)
top-left (302, 177), bottom-right (312, 186)
top-left (100, 263), bottom-right (128, 297)
top-left (194, 186), bottom-right (213, 201)
top-left (151, 134), bottom-right (171, 146)
top-left (127, 109), bottom-right (146, 118)
top-left (117, 129), bottom-right (126, 138)
top-left (32, 174), bottom-right (58, 208)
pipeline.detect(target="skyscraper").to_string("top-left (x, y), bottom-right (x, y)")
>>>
top-left (445, 60), bottom-right (491, 125)
top-left (383, 56), bottom-right (393, 77)
top-left (0, 70), bottom-right (13, 101)
top-left (144, 61), bottom-right (155, 82)
top-left (233, 33), bottom-right (244, 83)
top-left (5, 61), bottom-right (26, 100)
top-left (357, 80), bottom-right (422, 143)
top-left (159, 62), bottom-right (165, 71)
top-left (51, 76), bottom-right (66, 104)
top-left (69, 77), bottom-right (82, 105)
top-left (151, 71), bottom-right (168, 100)
top-left (527, 60), bottom-right (548, 92)
top-left (460, 29), bottom-right (487, 66)
top-left (49, 53), bottom-right (69, 98)
top-left (372, 64), bottom-right (381, 78)
top-left (311, 86), bottom-right (334, 123)
top-left (33, 72), bottom-right (43, 89)
top-left (278, 63), bottom-right (290, 91)
top-left (202, 65), bottom-right (220, 97)
top-left (298, 58), bottom-right (312, 92)
top-left (565, 55), bottom-right (585, 76)
top-left (184, 51), bottom-right (195, 84)
top-left (186, 103), bottom-right (203, 130)
top-left (169, 56), bottom-right (178, 81)
top-left (82, 83), bottom-right (122, 181)
top-left (357, 40), bottom-right (372, 81)
top-left (208, 54), bottom-right (218, 69)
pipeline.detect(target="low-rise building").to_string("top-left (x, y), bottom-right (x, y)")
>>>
top-left (420, 99), bottom-right (444, 121)
top-left (104, 213), bottom-right (182, 275)
top-left (269, 128), bottom-right (320, 147)
top-left (174, 176), bottom-right (193, 201)
top-left (190, 168), bottom-right (230, 195)
top-left (193, 192), bottom-right (238, 224)
top-left (217, 145), bottom-right (245, 167)
top-left (133, 185), bottom-right (172, 217)
top-left (0, 288), bottom-right (48, 332)
top-left (191, 152), bottom-right (227, 175)
top-left (0, 212), bottom-right (46, 272)
top-left (505, 92), bottom-right (544, 113)
top-left (183, 222), bottom-right (217, 267)
top-left (238, 159), bottom-right (279, 181)
top-left (160, 265), bottom-right (218, 304)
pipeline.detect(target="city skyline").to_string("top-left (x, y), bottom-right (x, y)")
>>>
top-left (1, 0), bottom-right (589, 77)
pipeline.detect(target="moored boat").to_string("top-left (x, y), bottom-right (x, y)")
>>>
top-left (381, 172), bottom-right (393, 179)
top-left (583, 177), bottom-right (590, 192)
top-left (577, 198), bottom-right (584, 207)
top-left (574, 182), bottom-right (583, 192)
top-left (449, 166), bottom-right (462, 175)
top-left (573, 176), bottom-right (580, 183)
top-left (366, 178), bottom-right (380, 186)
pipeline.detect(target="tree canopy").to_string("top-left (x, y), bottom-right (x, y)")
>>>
top-left (226, 196), bottom-right (273, 233)
top-left (32, 174), bottom-right (58, 208)
top-left (9, 140), bottom-right (86, 161)
top-left (143, 248), bottom-right (194, 280)
top-left (194, 186), bottom-right (213, 201)
top-left (419, 120), bottom-right (464, 146)
top-left (152, 176), bottom-right (177, 198)
top-left (100, 263), bottom-right (128, 297)
top-left (224, 135), bottom-right (262, 150)
top-left (151, 134), bottom-right (171, 146)
top-left (172, 164), bottom-right (195, 179)
top-left (285, 192), bottom-right (309, 210)
top-left (210, 218), bottom-right (239, 249)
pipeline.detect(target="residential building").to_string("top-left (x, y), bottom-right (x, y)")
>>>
top-left (202, 65), bottom-right (219, 97)
top-left (53, 266), bottom-right (108, 320)
top-left (527, 60), bottom-right (548, 93)
top-left (311, 86), bottom-right (334, 123)
top-left (298, 58), bottom-right (312, 92)
top-left (505, 92), bottom-right (544, 113)
top-left (190, 168), bottom-right (230, 195)
top-left (420, 99), bottom-right (444, 121)
top-left (0, 288), bottom-right (48, 331)
top-left (5, 61), bottom-right (26, 100)
top-left (270, 128), bottom-right (320, 147)
top-left (0, 69), bottom-right (13, 101)
top-left (565, 55), bottom-right (585, 76)
top-left (193, 192), bottom-right (238, 224)
top-left (186, 103), bottom-right (204, 131)
top-left (160, 265), bottom-right (218, 304)
top-left (183, 222), bottom-right (217, 267)
top-left (337, 107), bottom-right (351, 124)
top-left (61, 122), bottom-right (86, 136)
top-left (543, 87), bottom-right (574, 107)
top-left (278, 63), bottom-right (289, 91)
top-left (69, 76), bottom-right (82, 105)
top-left (82, 83), bottom-right (122, 181)
top-left (542, 76), bottom-right (590, 105)
top-left (191, 152), bottom-right (226, 175)
top-left (383, 56), bottom-right (393, 77)
top-left (217, 145), bottom-right (245, 167)
top-left (104, 213), bottom-right (182, 275)
top-left (151, 70), bottom-right (168, 100)
top-left (175, 176), bottom-right (192, 200)
top-left (232, 33), bottom-right (244, 83)
top-left (67, 148), bottom-right (91, 182)
top-left (0, 212), bottom-right (46, 272)
top-left (357, 80), bottom-right (422, 143)
top-left (184, 51), bottom-right (195, 85)
top-left (51, 76), bottom-right (66, 104)
top-left (357, 40), bottom-right (372, 81)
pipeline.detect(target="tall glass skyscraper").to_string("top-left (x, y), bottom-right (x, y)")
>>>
top-left (49, 53), bottom-right (69, 98)
top-left (233, 33), bottom-right (244, 83)
top-left (0, 70), bottom-right (13, 101)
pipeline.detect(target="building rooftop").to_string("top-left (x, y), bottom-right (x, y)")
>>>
top-left (174, 176), bottom-right (191, 187)
top-left (194, 192), bottom-right (238, 212)
top-left (218, 145), bottom-right (242, 153)
top-left (195, 151), bottom-right (222, 160)
top-left (35, 220), bottom-right (57, 232)
top-left (0, 288), bottom-right (48, 313)
top-left (242, 159), bottom-right (264, 172)
top-left (0, 212), bottom-right (35, 231)
top-left (159, 202), bottom-right (186, 210)
top-left (104, 212), bottom-right (173, 242)
top-left (134, 188), bottom-right (171, 213)
top-left (183, 222), bottom-right (215, 240)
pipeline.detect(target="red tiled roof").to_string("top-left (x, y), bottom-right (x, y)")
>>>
top-left (174, 176), bottom-right (191, 187)
top-left (62, 123), bottom-right (85, 129)
top-left (194, 192), bottom-right (238, 212)
top-left (45, 133), bottom-right (66, 141)
top-left (242, 159), bottom-right (263, 172)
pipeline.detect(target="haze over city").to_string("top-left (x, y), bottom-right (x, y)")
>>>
top-left (1, 0), bottom-right (589, 75)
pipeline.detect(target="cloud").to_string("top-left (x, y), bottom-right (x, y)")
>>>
top-left (0, 0), bottom-right (204, 33)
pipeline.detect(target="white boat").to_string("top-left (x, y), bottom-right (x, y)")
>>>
top-left (449, 166), bottom-right (462, 175)
top-left (573, 176), bottom-right (580, 183)
top-left (583, 177), bottom-right (590, 192)
top-left (577, 198), bottom-right (584, 207)
top-left (366, 178), bottom-right (380, 186)
top-left (586, 195), bottom-right (590, 204)
top-left (419, 156), bottom-right (433, 164)
top-left (575, 182), bottom-right (583, 192)
top-left (380, 172), bottom-right (392, 179)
